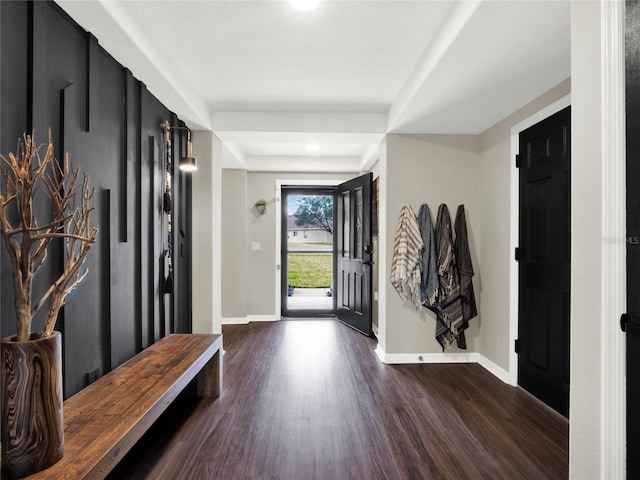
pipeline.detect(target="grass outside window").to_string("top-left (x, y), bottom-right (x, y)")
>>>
top-left (288, 253), bottom-right (332, 288)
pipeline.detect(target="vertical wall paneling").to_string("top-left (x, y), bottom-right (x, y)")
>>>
top-left (1, 0), bottom-right (30, 345)
top-left (168, 113), bottom-right (179, 335)
top-left (152, 132), bottom-right (160, 343)
top-left (85, 33), bottom-right (98, 132)
top-left (120, 68), bottom-right (131, 243)
top-left (161, 130), bottom-right (169, 339)
top-left (176, 138), bottom-right (193, 334)
top-left (0, 1), bottom-right (3, 347)
top-left (139, 124), bottom-right (151, 348)
top-left (0, 1), bottom-right (192, 399)
top-left (26, 0), bottom-right (34, 132)
top-left (59, 83), bottom-right (76, 355)
top-left (103, 189), bottom-right (113, 370)
top-left (150, 132), bottom-right (161, 343)
top-left (148, 134), bottom-right (159, 343)
top-left (98, 48), bottom-right (135, 370)
top-left (135, 79), bottom-right (144, 352)
top-left (29, 0), bottom-right (48, 136)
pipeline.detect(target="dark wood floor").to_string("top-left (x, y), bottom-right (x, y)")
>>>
top-left (108, 320), bottom-right (568, 480)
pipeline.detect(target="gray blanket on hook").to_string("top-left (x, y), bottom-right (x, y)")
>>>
top-left (454, 204), bottom-right (478, 349)
top-left (417, 204), bottom-right (438, 308)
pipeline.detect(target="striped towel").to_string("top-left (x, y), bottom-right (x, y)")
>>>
top-left (390, 204), bottom-right (424, 308)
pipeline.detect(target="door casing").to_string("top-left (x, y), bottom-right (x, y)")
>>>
top-left (274, 179), bottom-right (347, 319)
top-left (280, 186), bottom-right (337, 318)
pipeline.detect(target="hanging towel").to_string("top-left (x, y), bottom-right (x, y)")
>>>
top-left (417, 204), bottom-right (438, 307)
top-left (454, 205), bottom-right (478, 350)
top-left (434, 204), bottom-right (464, 351)
top-left (390, 204), bottom-right (424, 308)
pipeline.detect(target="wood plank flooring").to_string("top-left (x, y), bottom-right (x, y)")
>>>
top-left (107, 320), bottom-right (568, 480)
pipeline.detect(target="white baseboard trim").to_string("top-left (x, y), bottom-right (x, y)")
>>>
top-left (222, 315), bottom-right (280, 325)
top-left (476, 353), bottom-right (512, 385)
top-left (374, 345), bottom-right (511, 385)
top-left (247, 315), bottom-right (280, 322)
top-left (221, 317), bottom-right (250, 325)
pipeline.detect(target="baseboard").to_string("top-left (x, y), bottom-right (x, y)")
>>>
top-left (221, 317), bottom-right (250, 325)
top-left (222, 315), bottom-right (280, 325)
top-left (374, 345), bottom-right (511, 385)
top-left (476, 353), bottom-right (512, 385)
top-left (247, 315), bottom-right (280, 322)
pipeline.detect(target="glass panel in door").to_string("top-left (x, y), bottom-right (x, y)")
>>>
top-left (285, 192), bottom-right (334, 312)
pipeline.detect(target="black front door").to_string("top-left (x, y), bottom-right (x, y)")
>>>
top-left (625, 2), bottom-right (640, 475)
top-left (336, 173), bottom-right (373, 336)
top-left (517, 106), bottom-right (571, 417)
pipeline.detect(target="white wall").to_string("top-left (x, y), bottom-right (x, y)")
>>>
top-left (376, 80), bottom-right (571, 381)
top-left (381, 134), bottom-right (481, 356)
top-left (221, 169), bottom-right (248, 318)
top-left (191, 130), bottom-right (223, 334)
top-left (221, 170), bottom-right (357, 321)
top-left (478, 79), bottom-right (571, 370)
top-left (569, 1), bottom-right (608, 477)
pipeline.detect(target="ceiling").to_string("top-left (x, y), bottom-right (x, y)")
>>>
top-left (56, 0), bottom-right (570, 172)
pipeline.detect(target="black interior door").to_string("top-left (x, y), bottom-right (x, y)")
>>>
top-left (625, 2), bottom-right (640, 475)
top-left (336, 173), bottom-right (372, 336)
top-left (517, 106), bottom-right (571, 418)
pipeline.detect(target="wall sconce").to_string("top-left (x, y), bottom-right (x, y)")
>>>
top-left (160, 120), bottom-right (197, 172)
top-left (255, 199), bottom-right (267, 215)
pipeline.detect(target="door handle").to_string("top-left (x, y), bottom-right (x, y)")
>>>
top-left (621, 313), bottom-right (640, 332)
top-left (363, 260), bottom-right (374, 266)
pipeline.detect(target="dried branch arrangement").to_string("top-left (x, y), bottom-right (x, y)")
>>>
top-left (0, 131), bottom-right (98, 342)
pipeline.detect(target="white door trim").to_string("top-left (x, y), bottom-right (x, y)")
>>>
top-left (275, 179), bottom-right (347, 318)
top-left (600, 0), bottom-right (626, 477)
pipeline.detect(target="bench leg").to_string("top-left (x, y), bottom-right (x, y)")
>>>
top-left (197, 348), bottom-right (222, 397)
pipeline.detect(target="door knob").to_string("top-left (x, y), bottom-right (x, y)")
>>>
top-left (621, 313), bottom-right (640, 332)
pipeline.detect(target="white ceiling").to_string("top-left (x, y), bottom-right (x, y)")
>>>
top-left (56, 0), bottom-right (570, 172)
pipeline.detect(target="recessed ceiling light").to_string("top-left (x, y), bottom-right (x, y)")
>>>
top-left (305, 143), bottom-right (320, 152)
top-left (289, 0), bottom-right (320, 12)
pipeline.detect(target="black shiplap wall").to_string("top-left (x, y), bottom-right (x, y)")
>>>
top-left (0, 0), bottom-right (192, 397)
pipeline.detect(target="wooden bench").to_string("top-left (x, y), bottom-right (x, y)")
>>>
top-left (26, 333), bottom-right (223, 479)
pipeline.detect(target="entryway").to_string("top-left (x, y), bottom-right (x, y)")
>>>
top-left (279, 174), bottom-right (373, 336)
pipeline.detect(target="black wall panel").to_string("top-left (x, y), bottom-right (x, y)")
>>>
top-left (0, 1), bottom-right (192, 398)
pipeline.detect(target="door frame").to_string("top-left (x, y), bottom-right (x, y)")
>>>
top-left (280, 186), bottom-right (337, 317)
top-left (275, 179), bottom-right (347, 318)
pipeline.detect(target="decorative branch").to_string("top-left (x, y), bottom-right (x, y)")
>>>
top-left (0, 131), bottom-right (98, 342)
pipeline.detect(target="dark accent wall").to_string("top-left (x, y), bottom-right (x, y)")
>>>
top-left (0, 0), bottom-right (193, 398)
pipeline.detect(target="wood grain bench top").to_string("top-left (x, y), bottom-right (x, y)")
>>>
top-left (26, 333), bottom-right (223, 480)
